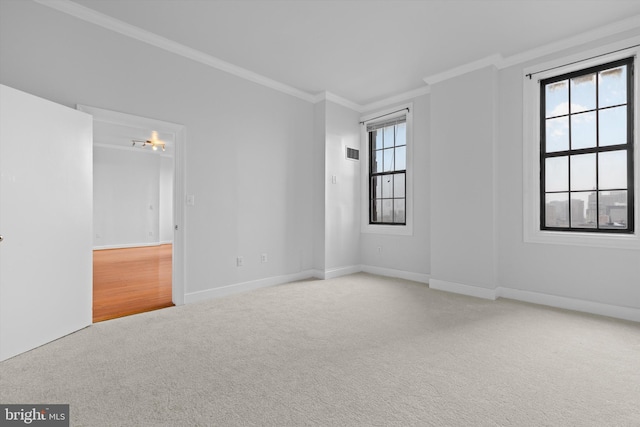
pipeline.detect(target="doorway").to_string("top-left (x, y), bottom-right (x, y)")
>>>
top-left (78, 105), bottom-right (186, 321)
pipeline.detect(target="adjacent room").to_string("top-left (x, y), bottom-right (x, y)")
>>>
top-left (0, 0), bottom-right (639, 425)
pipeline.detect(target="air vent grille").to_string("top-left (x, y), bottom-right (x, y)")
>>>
top-left (346, 147), bottom-right (359, 161)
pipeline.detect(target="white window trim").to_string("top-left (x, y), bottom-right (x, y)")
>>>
top-left (522, 39), bottom-right (640, 250)
top-left (360, 103), bottom-right (414, 235)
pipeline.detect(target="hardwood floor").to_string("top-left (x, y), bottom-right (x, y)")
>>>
top-left (93, 244), bottom-right (174, 322)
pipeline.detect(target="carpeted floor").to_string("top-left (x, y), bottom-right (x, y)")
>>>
top-left (1, 273), bottom-right (639, 426)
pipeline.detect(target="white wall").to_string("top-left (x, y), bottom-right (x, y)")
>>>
top-left (324, 101), bottom-right (361, 272)
top-left (313, 102), bottom-right (327, 272)
top-left (93, 146), bottom-right (173, 248)
top-left (159, 156), bottom-right (174, 243)
top-left (0, 1), bottom-right (315, 297)
top-left (429, 67), bottom-right (497, 294)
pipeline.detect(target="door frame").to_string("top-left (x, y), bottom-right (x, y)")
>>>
top-left (77, 105), bottom-right (186, 306)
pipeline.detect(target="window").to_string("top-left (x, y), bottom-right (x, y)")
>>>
top-left (522, 43), bottom-right (639, 249)
top-left (540, 57), bottom-right (634, 233)
top-left (368, 117), bottom-right (407, 225)
top-left (360, 103), bottom-right (413, 235)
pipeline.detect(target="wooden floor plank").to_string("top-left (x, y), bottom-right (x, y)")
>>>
top-left (93, 244), bottom-right (174, 322)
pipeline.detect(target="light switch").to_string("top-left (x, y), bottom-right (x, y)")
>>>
top-left (186, 195), bottom-right (195, 206)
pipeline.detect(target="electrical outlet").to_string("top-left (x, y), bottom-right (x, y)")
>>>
top-left (377, 246), bottom-right (383, 253)
top-left (236, 256), bottom-right (244, 267)
top-left (261, 253), bottom-right (268, 263)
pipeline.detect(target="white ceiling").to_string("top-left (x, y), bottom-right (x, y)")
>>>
top-left (71, 0), bottom-right (640, 106)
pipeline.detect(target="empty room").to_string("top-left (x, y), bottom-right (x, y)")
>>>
top-left (0, 0), bottom-right (639, 426)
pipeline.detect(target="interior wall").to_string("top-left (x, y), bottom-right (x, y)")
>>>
top-left (429, 67), bottom-right (498, 292)
top-left (360, 94), bottom-right (431, 277)
top-left (159, 155), bottom-right (174, 243)
top-left (93, 146), bottom-right (174, 248)
top-left (0, 1), bottom-right (315, 295)
top-left (313, 101), bottom-right (327, 272)
top-left (496, 33), bottom-right (640, 311)
top-left (324, 100), bottom-right (361, 272)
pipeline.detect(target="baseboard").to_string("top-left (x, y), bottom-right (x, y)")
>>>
top-left (94, 241), bottom-right (173, 250)
top-left (184, 270), bottom-right (317, 304)
top-left (497, 287), bottom-right (640, 323)
top-left (321, 265), bottom-right (362, 280)
top-left (428, 278), bottom-right (639, 322)
top-left (361, 265), bottom-right (430, 284)
top-left (429, 279), bottom-right (497, 300)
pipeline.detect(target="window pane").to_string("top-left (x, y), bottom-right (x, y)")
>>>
top-left (383, 148), bottom-right (394, 172)
top-left (545, 156), bottom-right (568, 192)
top-left (395, 123), bottom-right (406, 147)
top-left (395, 146), bottom-right (406, 170)
top-left (394, 173), bottom-right (405, 198)
top-left (585, 191), bottom-right (599, 226)
top-left (570, 111), bottom-right (596, 149)
top-left (599, 190), bottom-right (628, 229)
top-left (545, 193), bottom-right (569, 227)
top-left (545, 116), bottom-right (569, 152)
top-left (382, 199), bottom-right (393, 222)
top-left (383, 126), bottom-right (394, 148)
top-left (599, 65), bottom-right (626, 108)
top-left (545, 80), bottom-right (568, 117)
top-left (599, 106), bottom-right (627, 147)
top-left (372, 176), bottom-right (382, 199)
top-left (394, 199), bottom-right (405, 223)
top-left (374, 130), bottom-right (383, 150)
top-left (570, 73), bottom-right (596, 113)
top-left (598, 150), bottom-right (627, 190)
top-left (570, 192), bottom-right (595, 228)
top-left (374, 150), bottom-right (383, 173)
top-left (372, 200), bottom-right (382, 223)
top-left (570, 153), bottom-right (596, 191)
top-left (381, 175), bottom-right (392, 198)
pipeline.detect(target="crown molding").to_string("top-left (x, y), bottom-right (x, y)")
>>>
top-left (423, 14), bottom-right (640, 85)
top-left (361, 86), bottom-right (430, 113)
top-left (423, 54), bottom-right (503, 86)
top-left (33, 0), bottom-right (317, 103)
top-left (314, 91), bottom-right (364, 112)
top-left (317, 85), bottom-right (431, 114)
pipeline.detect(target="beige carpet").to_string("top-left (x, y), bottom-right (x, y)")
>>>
top-left (1, 273), bottom-right (639, 426)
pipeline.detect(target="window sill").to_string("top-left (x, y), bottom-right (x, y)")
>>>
top-left (361, 223), bottom-right (413, 236)
top-left (524, 228), bottom-right (640, 250)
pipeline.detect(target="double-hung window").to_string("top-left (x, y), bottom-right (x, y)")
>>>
top-left (361, 104), bottom-right (413, 235)
top-left (368, 116), bottom-right (407, 225)
top-left (540, 57), bottom-right (634, 233)
top-left (523, 43), bottom-right (639, 249)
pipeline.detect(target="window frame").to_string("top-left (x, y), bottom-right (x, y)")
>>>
top-left (522, 42), bottom-right (640, 249)
top-left (368, 117), bottom-right (407, 225)
top-left (539, 57), bottom-right (634, 233)
top-left (361, 103), bottom-right (413, 235)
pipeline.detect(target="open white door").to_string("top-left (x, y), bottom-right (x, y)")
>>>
top-left (0, 85), bottom-right (93, 361)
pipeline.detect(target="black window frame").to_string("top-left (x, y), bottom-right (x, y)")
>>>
top-left (540, 57), bottom-right (635, 233)
top-left (368, 117), bottom-right (407, 225)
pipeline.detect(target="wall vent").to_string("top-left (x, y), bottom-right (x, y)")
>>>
top-left (346, 147), bottom-right (359, 161)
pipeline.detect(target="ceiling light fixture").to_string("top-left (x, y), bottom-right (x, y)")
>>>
top-left (132, 131), bottom-right (165, 151)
